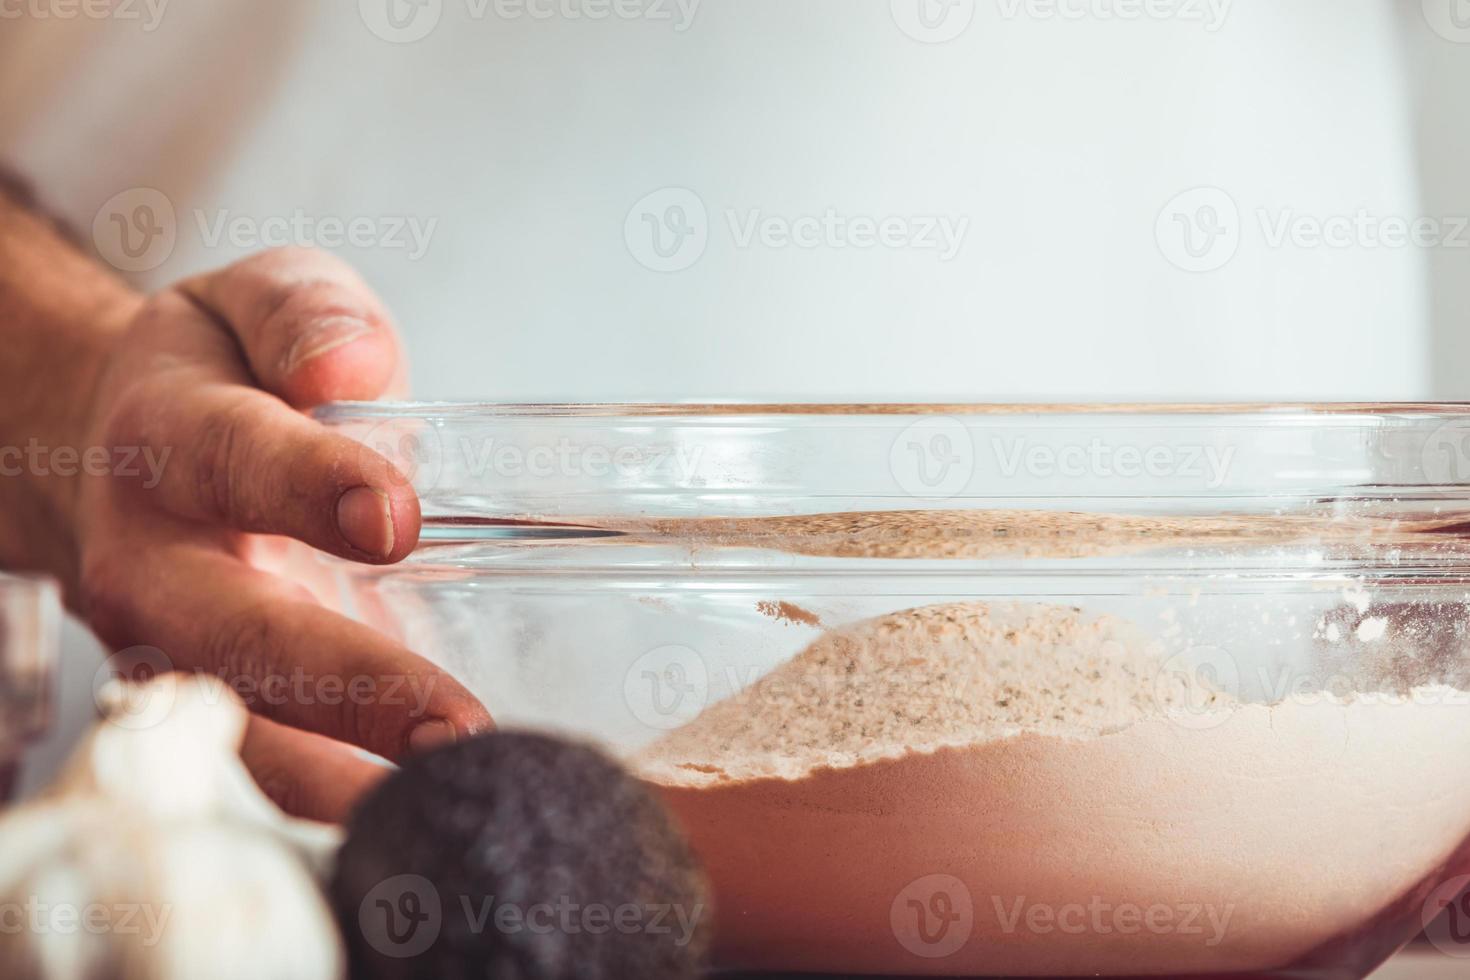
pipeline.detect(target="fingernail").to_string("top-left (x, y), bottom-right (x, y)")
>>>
top-left (337, 486), bottom-right (396, 558)
top-left (408, 719), bottom-right (457, 754)
top-left (282, 316), bottom-right (373, 376)
top-left (350, 747), bottom-right (399, 769)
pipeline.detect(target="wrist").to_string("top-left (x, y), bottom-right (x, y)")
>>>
top-left (58, 301), bottom-right (139, 596)
top-left (0, 191), bottom-right (142, 595)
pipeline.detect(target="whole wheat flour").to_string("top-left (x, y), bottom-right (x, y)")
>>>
top-left (635, 600), bottom-right (1470, 976)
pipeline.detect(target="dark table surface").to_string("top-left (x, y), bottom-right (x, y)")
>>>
top-left (707, 952), bottom-right (1460, 979)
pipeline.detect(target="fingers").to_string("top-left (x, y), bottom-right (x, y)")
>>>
top-left (241, 715), bottom-right (392, 822)
top-left (84, 539), bottom-right (494, 763)
top-left (103, 296), bottom-right (419, 562)
top-left (178, 247), bottom-right (405, 408)
top-left (149, 384), bottom-right (419, 562)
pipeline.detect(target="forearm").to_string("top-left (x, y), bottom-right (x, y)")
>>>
top-left (0, 175), bottom-right (140, 591)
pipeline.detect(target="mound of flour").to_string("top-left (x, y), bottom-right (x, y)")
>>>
top-left (635, 600), bottom-right (1470, 976)
top-left (637, 602), bottom-right (1227, 783)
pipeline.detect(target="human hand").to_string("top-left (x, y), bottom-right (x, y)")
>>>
top-left (70, 247), bottom-right (491, 820)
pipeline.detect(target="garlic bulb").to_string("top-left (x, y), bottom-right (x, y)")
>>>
top-left (45, 671), bottom-right (249, 817)
top-left (0, 673), bottom-right (345, 980)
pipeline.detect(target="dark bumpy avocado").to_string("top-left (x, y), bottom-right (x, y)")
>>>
top-left (331, 732), bottom-right (710, 980)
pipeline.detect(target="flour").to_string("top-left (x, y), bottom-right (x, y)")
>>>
top-left (580, 508), bottom-right (1466, 561)
top-left (636, 600), bottom-right (1470, 976)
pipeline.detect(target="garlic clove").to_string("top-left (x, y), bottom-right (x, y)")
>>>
top-left (46, 673), bottom-right (249, 820)
top-left (0, 802), bottom-right (344, 980)
top-left (2, 675), bottom-right (348, 980)
top-left (0, 798), bottom-right (99, 907)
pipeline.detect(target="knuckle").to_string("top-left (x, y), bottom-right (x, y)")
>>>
top-left (260, 279), bottom-right (369, 341)
top-left (259, 244), bottom-right (329, 269)
top-left (334, 688), bottom-right (399, 756)
top-left (199, 603), bottom-right (279, 704)
top-left (233, 245), bottom-right (337, 288)
top-left (193, 399), bottom-right (259, 527)
top-left (78, 552), bottom-right (138, 648)
top-left (95, 384), bottom-right (155, 478)
top-left (249, 758), bottom-right (303, 816)
top-left (256, 282), bottom-right (380, 391)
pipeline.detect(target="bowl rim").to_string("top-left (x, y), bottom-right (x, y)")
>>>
top-left (316, 400), bottom-right (1470, 419)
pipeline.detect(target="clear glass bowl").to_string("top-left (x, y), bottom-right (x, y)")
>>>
top-left (0, 574), bottom-right (60, 801)
top-left (314, 402), bottom-right (1470, 979)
